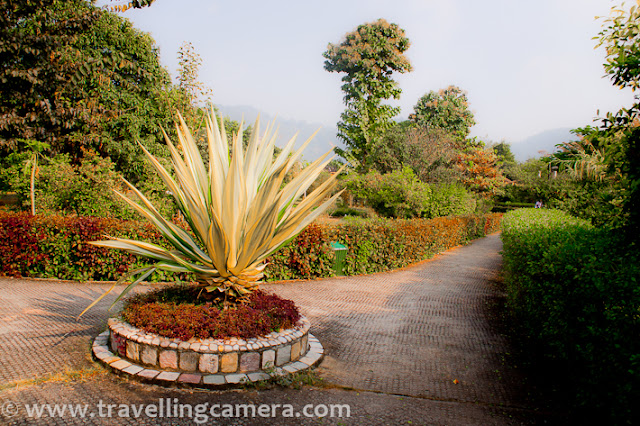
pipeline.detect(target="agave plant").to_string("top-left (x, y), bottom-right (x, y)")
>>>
top-left (81, 109), bottom-right (344, 315)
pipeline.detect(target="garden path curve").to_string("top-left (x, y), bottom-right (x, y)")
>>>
top-left (0, 234), bottom-right (548, 425)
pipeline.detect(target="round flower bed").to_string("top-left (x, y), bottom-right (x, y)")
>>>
top-left (92, 286), bottom-right (324, 388)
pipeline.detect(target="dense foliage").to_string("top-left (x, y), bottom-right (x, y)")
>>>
top-left (370, 122), bottom-right (461, 183)
top-left (455, 141), bottom-right (508, 199)
top-left (410, 86), bottom-right (476, 141)
top-left (323, 19), bottom-right (412, 171)
top-left (121, 287), bottom-right (301, 340)
top-left (0, 0), bottom-right (177, 178)
top-left (0, 211), bottom-right (174, 281)
top-left (501, 209), bottom-right (640, 423)
top-left (0, 211), bottom-right (501, 282)
top-left (341, 167), bottom-right (476, 219)
top-left (0, 151), bottom-right (176, 219)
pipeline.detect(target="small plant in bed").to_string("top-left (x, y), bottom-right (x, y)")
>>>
top-left (120, 285), bottom-right (301, 341)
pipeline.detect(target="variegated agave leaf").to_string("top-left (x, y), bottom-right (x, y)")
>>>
top-left (81, 108), bottom-right (344, 316)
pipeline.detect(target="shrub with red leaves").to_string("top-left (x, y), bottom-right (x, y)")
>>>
top-left (120, 286), bottom-right (301, 341)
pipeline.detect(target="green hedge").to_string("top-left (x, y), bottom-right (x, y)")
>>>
top-left (501, 208), bottom-right (640, 423)
top-left (266, 214), bottom-right (501, 279)
top-left (0, 211), bottom-right (501, 282)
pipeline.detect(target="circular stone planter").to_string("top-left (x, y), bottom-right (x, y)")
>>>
top-left (92, 316), bottom-right (324, 388)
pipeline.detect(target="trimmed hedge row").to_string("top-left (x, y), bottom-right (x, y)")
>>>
top-left (501, 208), bottom-right (640, 423)
top-left (267, 214), bottom-right (502, 280)
top-left (0, 211), bottom-right (502, 282)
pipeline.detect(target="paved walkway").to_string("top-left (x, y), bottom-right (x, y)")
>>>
top-left (0, 234), bottom-right (552, 425)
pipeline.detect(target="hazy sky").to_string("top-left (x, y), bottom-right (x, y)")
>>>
top-left (109, 0), bottom-right (635, 144)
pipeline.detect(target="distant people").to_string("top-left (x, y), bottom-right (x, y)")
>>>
top-left (535, 201), bottom-right (543, 209)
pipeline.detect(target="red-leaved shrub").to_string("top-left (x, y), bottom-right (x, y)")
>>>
top-left (121, 287), bottom-right (301, 340)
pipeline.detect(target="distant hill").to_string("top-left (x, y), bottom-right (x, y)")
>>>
top-left (214, 105), bottom-right (342, 162)
top-left (511, 128), bottom-right (575, 161)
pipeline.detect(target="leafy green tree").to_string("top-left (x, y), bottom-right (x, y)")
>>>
top-left (0, 0), bottom-right (175, 178)
top-left (0, 0), bottom-right (100, 153)
top-left (492, 141), bottom-right (516, 166)
top-left (371, 121), bottom-right (461, 183)
top-left (323, 19), bottom-right (412, 171)
top-left (571, 2), bottom-right (640, 235)
top-left (410, 85), bottom-right (476, 141)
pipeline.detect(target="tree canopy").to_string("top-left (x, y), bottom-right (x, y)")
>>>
top-left (0, 0), bottom-right (176, 178)
top-left (323, 19), bottom-right (412, 171)
top-left (410, 85), bottom-right (476, 141)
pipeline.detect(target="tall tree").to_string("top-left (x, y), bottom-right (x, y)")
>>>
top-left (410, 85), bottom-right (476, 141)
top-left (323, 19), bottom-right (412, 171)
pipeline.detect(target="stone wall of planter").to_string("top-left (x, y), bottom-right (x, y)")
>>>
top-left (92, 316), bottom-right (324, 387)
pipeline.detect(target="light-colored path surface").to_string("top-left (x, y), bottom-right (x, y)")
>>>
top-left (0, 234), bottom-right (549, 424)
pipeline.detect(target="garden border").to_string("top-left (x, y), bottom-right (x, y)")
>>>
top-left (92, 316), bottom-right (324, 388)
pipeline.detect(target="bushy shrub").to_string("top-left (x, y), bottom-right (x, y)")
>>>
top-left (265, 223), bottom-right (335, 280)
top-left (328, 206), bottom-right (375, 218)
top-left (501, 208), bottom-right (640, 422)
top-left (424, 183), bottom-right (476, 218)
top-left (343, 167), bottom-right (431, 218)
top-left (0, 151), bottom-right (176, 220)
top-left (121, 287), bottom-right (300, 340)
top-left (342, 167), bottom-right (476, 218)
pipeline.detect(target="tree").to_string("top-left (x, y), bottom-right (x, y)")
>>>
top-left (323, 19), bottom-right (412, 171)
top-left (0, 0), bottom-right (101, 153)
top-left (455, 140), bottom-right (507, 199)
top-left (106, 0), bottom-right (155, 12)
top-left (589, 2), bottom-right (640, 236)
top-left (410, 86), bottom-right (476, 141)
top-left (371, 121), bottom-right (461, 183)
top-left (0, 0), bottom-right (176, 178)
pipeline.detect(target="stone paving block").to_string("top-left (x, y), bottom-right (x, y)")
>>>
top-left (225, 373), bottom-right (247, 384)
top-left (220, 353), bottom-right (238, 373)
top-left (110, 360), bottom-right (131, 371)
top-left (199, 353), bottom-right (218, 374)
top-left (122, 365), bottom-right (144, 375)
top-left (247, 372), bottom-right (270, 382)
top-left (156, 371), bottom-right (180, 382)
top-left (137, 369), bottom-right (160, 380)
top-left (203, 375), bottom-right (226, 385)
top-left (103, 356), bottom-right (120, 364)
top-left (178, 373), bottom-right (202, 384)
top-left (261, 350), bottom-right (275, 369)
top-left (239, 352), bottom-right (260, 372)
top-left (159, 350), bottom-right (178, 369)
top-left (276, 345), bottom-right (291, 366)
top-left (140, 345), bottom-right (158, 365)
top-left (288, 361), bottom-right (308, 371)
top-left (283, 364), bottom-right (301, 374)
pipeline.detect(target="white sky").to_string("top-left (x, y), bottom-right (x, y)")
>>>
top-left (109, 0), bottom-right (635, 144)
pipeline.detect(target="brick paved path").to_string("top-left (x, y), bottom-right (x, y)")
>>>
top-left (0, 234), bottom-right (549, 424)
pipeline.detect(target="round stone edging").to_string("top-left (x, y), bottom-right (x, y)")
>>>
top-left (92, 327), bottom-right (324, 389)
